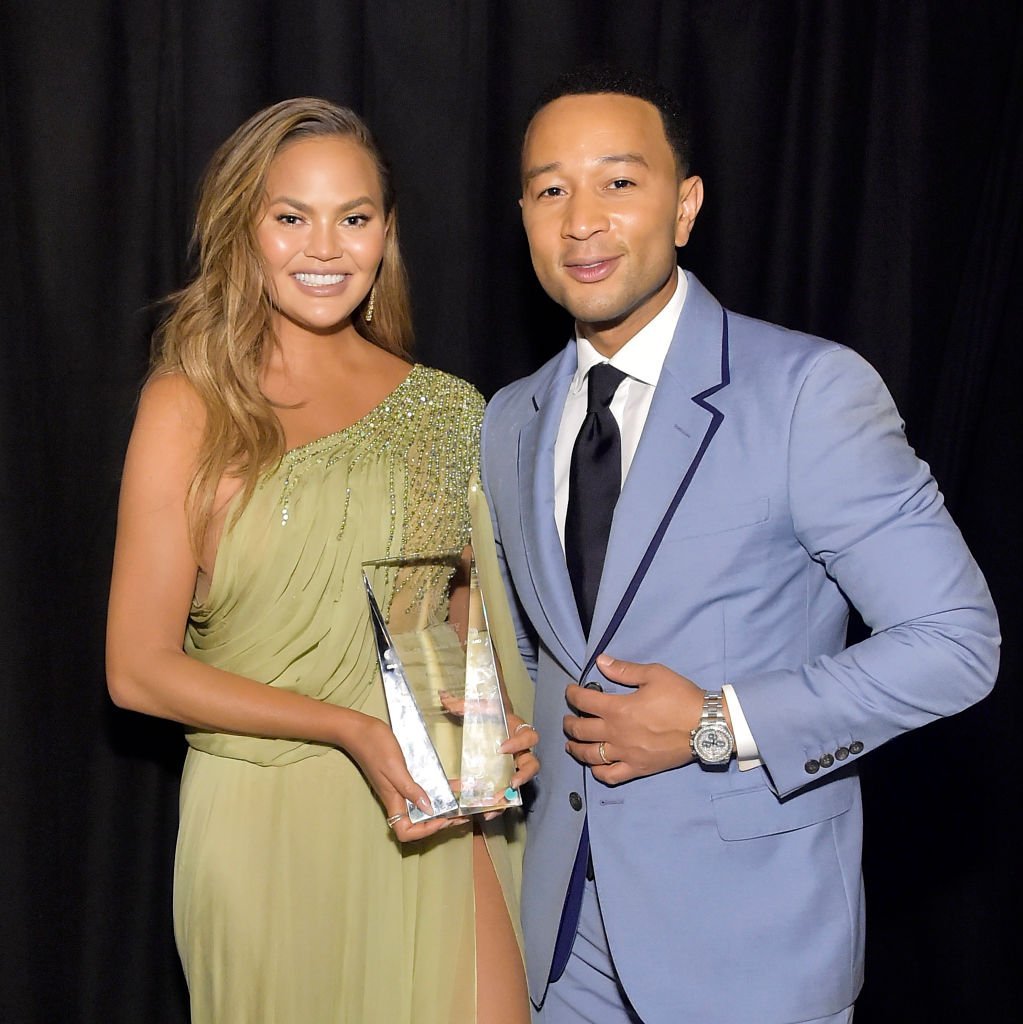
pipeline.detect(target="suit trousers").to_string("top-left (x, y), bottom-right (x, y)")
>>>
top-left (534, 877), bottom-right (855, 1024)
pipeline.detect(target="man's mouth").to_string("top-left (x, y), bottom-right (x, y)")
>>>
top-left (563, 256), bottom-right (621, 283)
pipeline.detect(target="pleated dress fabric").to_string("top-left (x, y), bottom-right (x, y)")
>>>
top-left (173, 365), bottom-right (531, 1024)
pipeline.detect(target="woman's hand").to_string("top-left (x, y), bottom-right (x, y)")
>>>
top-left (502, 714), bottom-right (540, 792)
top-left (477, 714), bottom-right (540, 822)
top-left (340, 713), bottom-right (465, 843)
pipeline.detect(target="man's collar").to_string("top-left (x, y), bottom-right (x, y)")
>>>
top-left (571, 269), bottom-right (688, 392)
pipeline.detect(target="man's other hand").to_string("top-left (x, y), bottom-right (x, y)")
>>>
top-left (563, 654), bottom-right (721, 783)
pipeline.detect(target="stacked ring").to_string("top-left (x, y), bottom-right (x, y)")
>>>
top-left (598, 742), bottom-right (612, 765)
top-left (385, 813), bottom-right (404, 828)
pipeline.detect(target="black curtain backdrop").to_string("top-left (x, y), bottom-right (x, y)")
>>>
top-left (1, 2), bottom-right (1019, 1021)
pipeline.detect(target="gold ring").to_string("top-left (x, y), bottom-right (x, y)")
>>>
top-left (598, 742), bottom-right (612, 765)
top-left (386, 813), bottom-right (404, 828)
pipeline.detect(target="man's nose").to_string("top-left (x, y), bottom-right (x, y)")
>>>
top-left (561, 193), bottom-right (609, 241)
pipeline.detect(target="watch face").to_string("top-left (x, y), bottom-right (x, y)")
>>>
top-left (693, 724), bottom-right (734, 764)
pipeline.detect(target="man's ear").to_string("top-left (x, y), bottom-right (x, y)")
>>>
top-left (675, 175), bottom-right (704, 247)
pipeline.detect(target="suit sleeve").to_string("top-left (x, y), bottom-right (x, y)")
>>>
top-left (731, 347), bottom-right (1000, 798)
top-left (480, 402), bottom-right (539, 683)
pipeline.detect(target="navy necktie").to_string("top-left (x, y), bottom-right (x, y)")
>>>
top-left (565, 362), bottom-right (627, 636)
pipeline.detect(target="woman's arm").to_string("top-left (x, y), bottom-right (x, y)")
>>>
top-left (105, 374), bottom-right (452, 840)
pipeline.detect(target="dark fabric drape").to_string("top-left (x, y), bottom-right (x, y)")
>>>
top-left (1, 2), bottom-right (1018, 1020)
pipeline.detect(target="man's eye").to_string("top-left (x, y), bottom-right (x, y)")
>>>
top-left (537, 186), bottom-right (564, 199)
top-left (608, 179), bottom-right (635, 190)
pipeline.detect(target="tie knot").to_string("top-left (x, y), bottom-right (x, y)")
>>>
top-left (586, 363), bottom-right (626, 411)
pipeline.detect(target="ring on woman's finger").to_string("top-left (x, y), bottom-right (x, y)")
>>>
top-left (598, 741), bottom-right (614, 766)
top-left (386, 813), bottom-right (405, 828)
top-left (514, 722), bottom-right (533, 734)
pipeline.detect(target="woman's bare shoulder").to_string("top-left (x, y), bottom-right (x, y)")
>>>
top-left (134, 372), bottom-right (206, 445)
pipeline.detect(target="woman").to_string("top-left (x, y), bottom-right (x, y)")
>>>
top-left (106, 98), bottom-right (536, 1023)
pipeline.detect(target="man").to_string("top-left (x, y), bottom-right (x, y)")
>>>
top-left (479, 66), bottom-right (999, 1024)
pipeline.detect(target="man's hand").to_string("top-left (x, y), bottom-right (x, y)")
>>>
top-left (563, 653), bottom-right (712, 784)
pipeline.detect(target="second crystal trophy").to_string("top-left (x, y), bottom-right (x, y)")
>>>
top-left (363, 546), bottom-right (522, 823)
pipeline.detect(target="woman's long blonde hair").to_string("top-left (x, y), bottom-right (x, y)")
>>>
top-left (151, 97), bottom-right (413, 555)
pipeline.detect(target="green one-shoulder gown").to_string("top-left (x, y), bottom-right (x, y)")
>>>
top-left (173, 366), bottom-right (532, 1023)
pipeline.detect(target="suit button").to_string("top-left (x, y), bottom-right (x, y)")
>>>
top-left (835, 747), bottom-right (850, 761)
top-left (819, 753), bottom-right (835, 769)
top-left (849, 741), bottom-right (864, 755)
top-left (804, 759), bottom-right (820, 775)
top-left (569, 792), bottom-right (583, 811)
top-left (584, 681), bottom-right (604, 691)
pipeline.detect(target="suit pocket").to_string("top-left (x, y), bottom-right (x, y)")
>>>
top-left (662, 497), bottom-right (770, 542)
top-left (711, 774), bottom-right (855, 841)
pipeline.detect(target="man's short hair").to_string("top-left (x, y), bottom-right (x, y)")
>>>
top-left (526, 64), bottom-right (692, 178)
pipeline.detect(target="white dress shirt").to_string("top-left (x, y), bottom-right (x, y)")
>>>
top-left (553, 269), bottom-right (762, 770)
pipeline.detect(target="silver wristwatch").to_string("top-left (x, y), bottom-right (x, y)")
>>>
top-left (691, 691), bottom-right (735, 766)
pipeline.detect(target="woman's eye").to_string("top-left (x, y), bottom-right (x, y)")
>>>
top-left (343, 214), bottom-right (370, 227)
top-left (276, 213), bottom-right (303, 225)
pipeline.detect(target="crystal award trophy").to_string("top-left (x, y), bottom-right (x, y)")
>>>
top-left (362, 547), bottom-right (522, 823)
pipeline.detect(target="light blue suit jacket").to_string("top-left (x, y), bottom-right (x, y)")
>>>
top-left (480, 273), bottom-right (999, 1023)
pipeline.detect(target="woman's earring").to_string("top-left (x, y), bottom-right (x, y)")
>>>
top-left (365, 286), bottom-right (376, 324)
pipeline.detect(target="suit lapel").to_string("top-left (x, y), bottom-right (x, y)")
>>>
top-left (586, 275), bottom-right (731, 660)
top-left (517, 343), bottom-right (586, 672)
